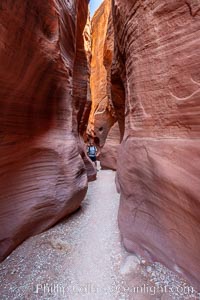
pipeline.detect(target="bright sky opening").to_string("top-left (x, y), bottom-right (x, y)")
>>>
top-left (89, 0), bottom-right (104, 17)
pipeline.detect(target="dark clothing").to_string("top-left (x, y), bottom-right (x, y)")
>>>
top-left (90, 156), bottom-right (96, 162)
top-left (87, 145), bottom-right (97, 162)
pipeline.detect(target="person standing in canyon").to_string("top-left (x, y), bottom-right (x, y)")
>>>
top-left (87, 141), bottom-right (98, 167)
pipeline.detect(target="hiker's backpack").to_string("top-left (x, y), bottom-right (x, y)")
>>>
top-left (88, 146), bottom-right (96, 156)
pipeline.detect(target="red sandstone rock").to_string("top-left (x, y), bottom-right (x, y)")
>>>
top-left (87, 0), bottom-right (121, 170)
top-left (72, 3), bottom-right (96, 180)
top-left (0, 0), bottom-right (94, 261)
top-left (78, 137), bottom-right (97, 182)
top-left (87, 0), bottom-right (116, 147)
top-left (73, 4), bottom-right (91, 138)
top-left (112, 0), bottom-right (200, 288)
top-left (100, 121), bottom-right (120, 170)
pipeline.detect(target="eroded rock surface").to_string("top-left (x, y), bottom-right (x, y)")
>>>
top-left (100, 121), bottom-right (120, 170)
top-left (1, 168), bottom-right (198, 300)
top-left (87, 0), bottom-right (116, 147)
top-left (73, 5), bottom-right (92, 138)
top-left (0, 0), bottom-right (94, 261)
top-left (112, 0), bottom-right (200, 289)
top-left (87, 0), bottom-right (122, 170)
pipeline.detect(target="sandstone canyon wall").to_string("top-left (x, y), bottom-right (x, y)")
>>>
top-left (72, 4), bottom-right (96, 181)
top-left (87, 0), bottom-right (117, 147)
top-left (112, 0), bottom-right (200, 288)
top-left (99, 121), bottom-right (120, 170)
top-left (0, 0), bottom-right (93, 261)
top-left (87, 0), bottom-right (122, 170)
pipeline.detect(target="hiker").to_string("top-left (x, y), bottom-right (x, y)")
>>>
top-left (87, 141), bottom-right (97, 167)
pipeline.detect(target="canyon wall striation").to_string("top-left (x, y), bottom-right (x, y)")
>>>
top-left (87, 0), bottom-right (121, 170)
top-left (112, 0), bottom-right (200, 288)
top-left (99, 121), bottom-right (120, 170)
top-left (87, 0), bottom-right (117, 147)
top-left (0, 0), bottom-right (94, 261)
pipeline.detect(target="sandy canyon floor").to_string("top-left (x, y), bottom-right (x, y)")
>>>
top-left (0, 166), bottom-right (199, 300)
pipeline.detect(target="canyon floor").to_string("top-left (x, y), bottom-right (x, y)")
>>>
top-left (0, 165), bottom-right (198, 300)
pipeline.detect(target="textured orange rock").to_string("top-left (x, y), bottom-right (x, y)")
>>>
top-left (0, 0), bottom-right (94, 261)
top-left (87, 0), bottom-right (116, 147)
top-left (87, 0), bottom-right (121, 170)
top-left (73, 4), bottom-right (91, 137)
top-left (99, 121), bottom-right (120, 170)
top-left (72, 3), bottom-right (96, 180)
top-left (112, 0), bottom-right (200, 288)
top-left (79, 13), bottom-right (92, 139)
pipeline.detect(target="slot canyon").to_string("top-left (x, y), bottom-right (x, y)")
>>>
top-left (0, 0), bottom-right (200, 299)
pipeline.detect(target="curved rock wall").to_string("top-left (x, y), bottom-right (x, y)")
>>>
top-left (87, 0), bottom-right (122, 170)
top-left (0, 0), bottom-right (93, 261)
top-left (87, 0), bottom-right (116, 147)
top-left (99, 121), bottom-right (120, 170)
top-left (73, 4), bottom-right (91, 137)
top-left (112, 0), bottom-right (200, 288)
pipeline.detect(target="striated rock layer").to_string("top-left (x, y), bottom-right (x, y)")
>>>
top-left (0, 0), bottom-right (94, 261)
top-left (100, 121), bottom-right (120, 170)
top-left (73, 5), bottom-right (92, 138)
top-left (87, 0), bottom-right (121, 170)
top-left (112, 0), bottom-right (200, 288)
top-left (87, 0), bottom-right (116, 147)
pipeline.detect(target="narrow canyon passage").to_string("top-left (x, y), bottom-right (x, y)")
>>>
top-left (0, 0), bottom-right (200, 297)
top-left (0, 167), bottom-right (197, 300)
